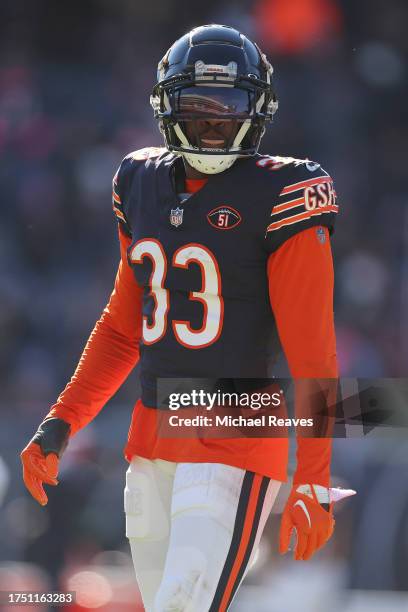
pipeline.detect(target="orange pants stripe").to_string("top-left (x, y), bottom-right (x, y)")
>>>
top-left (209, 472), bottom-right (271, 611)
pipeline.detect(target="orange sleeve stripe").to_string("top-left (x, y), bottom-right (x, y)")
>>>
top-left (271, 196), bottom-right (304, 216)
top-left (280, 175), bottom-right (331, 196)
top-left (266, 204), bottom-right (338, 233)
top-left (113, 190), bottom-right (121, 204)
top-left (112, 204), bottom-right (126, 223)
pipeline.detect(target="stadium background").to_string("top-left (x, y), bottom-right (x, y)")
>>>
top-left (0, 0), bottom-right (407, 610)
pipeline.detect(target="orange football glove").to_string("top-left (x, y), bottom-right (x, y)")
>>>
top-left (20, 418), bottom-right (71, 506)
top-left (21, 443), bottom-right (59, 506)
top-left (279, 484), bottom-right (355, 561)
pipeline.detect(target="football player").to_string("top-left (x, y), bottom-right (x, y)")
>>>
top-left (21, 24), bottom-right (353, 612)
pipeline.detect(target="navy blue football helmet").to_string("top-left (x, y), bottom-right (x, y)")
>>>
top-left (150, 24), bottom-right (278, 174)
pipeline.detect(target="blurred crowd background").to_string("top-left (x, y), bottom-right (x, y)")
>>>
top-left (0, 1), bottom-right (407, 611)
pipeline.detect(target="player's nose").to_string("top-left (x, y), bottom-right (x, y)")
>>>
top-left (199, 119), bottom-right (228, 137)
top-left (204, 119), bottom-right (226, 126)
top-left (198, 119), bottom-right (227, 129)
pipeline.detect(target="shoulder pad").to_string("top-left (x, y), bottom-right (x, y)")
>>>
top-left (126, 146), bottom-right (167, 162)
top-left (112, 158), bottom-right (131, 234)
top-left (262, 157), bottom-right (339, 251)
top-left (256, 154), bottom-right (322, 173)
top-left (111, 147), bottom-right (168, 234)
top-left (256, 155), bottom-right (305, 171)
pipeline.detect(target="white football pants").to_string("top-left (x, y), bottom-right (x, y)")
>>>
top-left (124, 457), bottom-right (281, 612)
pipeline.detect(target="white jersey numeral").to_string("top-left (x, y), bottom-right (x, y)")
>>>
top-left (172, 243), bottom-right (223, 348)
top-left (130, 240), bottom-right (223, 349)
top-left (130, 239), bottom-right (169, 344)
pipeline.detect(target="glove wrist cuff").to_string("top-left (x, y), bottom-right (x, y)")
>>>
top-left (296, 484), bottom-right (330, 504)
top-left (31, 418), bottom-right (71, 457)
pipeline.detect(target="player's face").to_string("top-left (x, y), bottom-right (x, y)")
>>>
top-left (176, 86), bottom-right (251, 150)
top-left (184, 118), bottom-right (238, 149)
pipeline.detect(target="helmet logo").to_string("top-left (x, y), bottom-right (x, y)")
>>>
top-left (195, 60), bottom-right (237, 81)
top-left (207, 205), bottom-right (241, 230)
top-left (170, 207), bottom-right (184, 227)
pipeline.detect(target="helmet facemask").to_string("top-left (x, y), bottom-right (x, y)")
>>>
top-left (151, 57), bottom-right (278, 174)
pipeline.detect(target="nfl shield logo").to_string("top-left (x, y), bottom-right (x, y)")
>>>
top-left (316, 227), bottom-right (326, 244)
top-left (170, 207), bottom-right (184, 227)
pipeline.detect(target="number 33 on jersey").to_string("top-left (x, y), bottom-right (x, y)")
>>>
top-left (112, 148), bottom-right (338, 406)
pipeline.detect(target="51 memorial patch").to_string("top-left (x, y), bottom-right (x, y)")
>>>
top-left (207, 205), bottom-right (242, 230)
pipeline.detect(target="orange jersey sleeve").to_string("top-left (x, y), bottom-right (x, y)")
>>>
top-left (267, 226), bottom-right (338, 487)
top-left (46, 228), bottom-right (143, 436)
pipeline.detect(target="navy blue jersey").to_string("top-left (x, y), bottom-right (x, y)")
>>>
top-left (112, 148), bottom-right (338, 406)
